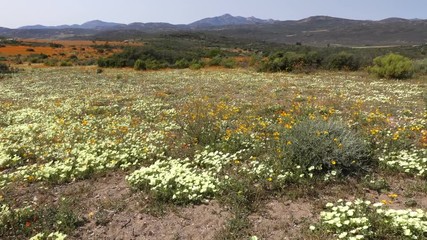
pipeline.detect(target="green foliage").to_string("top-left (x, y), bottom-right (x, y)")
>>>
top-left (326, 51), bottom-right (360, 71)
top-left (0, 63), bottom-right (11, 74)
top-left (174, 58), bottom-right (190, 69)
top-left (98, 41), bottom-right (205, 70)
top-left (220, 57), bottom-right (236, 68)
top-left (27, 54), bottom-right (49, 64)
top-left (282, 119), bottom-right (373, 177)
top-left (258, 50), bottom-right (323, 72)
top-left (189, 60), bottom-right (204, 70)
top-left (59, 61), bottom-right (72, 67)
top-left (369, 53), bottom-right (414, 79)
top-left (208, 55), bottom-right (223, 66)
top-left (133, 59), bottom-right (146, 70)
top-left (0, 199), bottom-right (82, 239)
top-left (413, 58), bottom-right (427, 75)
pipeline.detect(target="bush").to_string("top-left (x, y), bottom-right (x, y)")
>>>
top-left (189, 60), bottom-right (204, 70)
top-left (220, 58), bottom-right (236, 68)
top-left (369, 53), bottom-right (414, 79)
top-left (174, 58), bottom-right (190, 69)
top-left (208, 55), bottom-right (223, 66)
top-left (283, 119), bottom-right (373, 176)
top-left (0, 63), bottom-right (11, 74)
top-left (133, 59), bottom-right (146, 70)
top-left (414, 58), bottom-right (427, 75)
top-left (326, 51), bottom-right (360, 71)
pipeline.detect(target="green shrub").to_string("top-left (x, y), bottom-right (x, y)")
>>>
top-left (220, 58), bottom-right (236, 68)
top-left (0, 63), bottom-right (11, 73)
top-left (189, 60), bottom-right (204, 70)
top-left (133, 59), bottom-right (146, 70)
top-left (174, 58), bottom-right (190, 69)
top-left (369, 53), bottom-right (414, 79)
top-left (59, 61), bottom-right (72, 67)
top-left (283, 119), bottom-right (373, 177)
top-left (208, 55), bottom-right (223, 66)
top-left (326, 51), bottom-right (360, 71)
top-left (414, 58), bottom-right (427, 75)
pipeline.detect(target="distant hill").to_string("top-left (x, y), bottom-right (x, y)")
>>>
top-left (189, 14), bottom-right (275, 28)
top-left (1, 14), bottom-right (426, 46)
top-left (19, 20), bottom-right (127, 30)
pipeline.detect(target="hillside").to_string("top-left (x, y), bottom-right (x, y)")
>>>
top-left (0, 15), bottom-right (427, 46)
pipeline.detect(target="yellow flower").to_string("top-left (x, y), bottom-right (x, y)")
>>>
top-left (331, 160), bottom-right (337, 165)
top-left (392, 132), bottom-right (399, 140)
top-left (370, 129), bottom-right (379, 135)
top-left (234, 160), bottom-right (240, 164)
top-left (388, 193), bottom-right (398, 199)
top-left (267, 177), bottom-right (273, 182)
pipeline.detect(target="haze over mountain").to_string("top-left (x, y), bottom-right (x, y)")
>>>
top-left (1, 14), bottom-right (426, 47)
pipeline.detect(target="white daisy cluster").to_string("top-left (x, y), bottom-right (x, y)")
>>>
top-left (379, 148), bottom-right (427, 177)
top-left (314, 199), bottom-right (427, 239)
top-left (29, 231), bottom-right (67, 240)
top-left (127, 150), bottom-right (238, 203)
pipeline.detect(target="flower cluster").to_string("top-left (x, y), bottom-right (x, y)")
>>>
top-left (313, 199), bottom-right (427, 239)
top-left (379, 148), bottom-right (427, 177)
top-left (127, 150), bottom-right (238, 203)
top-left (0, 97), bottom-right (177, 187)
top-left (29, 231), bottom-right (67, 240)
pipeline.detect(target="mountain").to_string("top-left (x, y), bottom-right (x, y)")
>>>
top-left (1, 15), bottom-right (427, 46)
top-left (16, 14), bottom-right (274, 30)
top-left (19, 20), bottom-right (126, 30)
top-left (80, 20), bottom-right (126, 29)
top-left (189, 14), bottom-right (275, 28)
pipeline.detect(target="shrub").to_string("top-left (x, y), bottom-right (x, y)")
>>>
top-left (133, 59), bottom-right (146, 70)
top-left (0, 63), bottom-right (11, 74)
top-left (220, 58), bottom-right (236, 68)
top-left (59, 61), bottom-right (72, 67)
top-left (414, 58), bottom-right (427, 75)
top-left (282, 119), bottom-right (373, 177)
top-left (174, 58), bottom-right (190, 69)
top-left (208, 55), bottom-right (223, 66)
top-left (369, 53), bottom-right (414, 79)
top-left (326, 51), bottom-right (360, 71)
top-left (189, 60), bottom-right (204, 70)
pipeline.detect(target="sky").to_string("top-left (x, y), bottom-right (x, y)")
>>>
top-left (1, 0), bottom-right (427, 28)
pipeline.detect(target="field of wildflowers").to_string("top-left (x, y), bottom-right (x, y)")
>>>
top-left (0, 66), bottom-right (425, 239)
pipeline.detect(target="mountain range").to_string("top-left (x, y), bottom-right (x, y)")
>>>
top-left (15, 14), bottom-right (272, 30)
top-left (1, 14), bottom-right (426, 46)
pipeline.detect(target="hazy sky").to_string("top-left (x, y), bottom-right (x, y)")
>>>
top-left (1, 0), bottom-right (426, 28)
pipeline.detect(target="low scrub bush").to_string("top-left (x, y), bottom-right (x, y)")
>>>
top-left (282, 119), bottom-right (373, 177)
top-left (133, 59), bottom-right (146, 70)
top-left (0, 63), bottom-right (11, 74)
top-left (414, 58), bottom-right (427, 75)
top-left (369, 53), bottom-right (414, 79)
top-left (326, 51), bottom-right (360, 71)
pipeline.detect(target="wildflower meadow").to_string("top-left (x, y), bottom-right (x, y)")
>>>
top-left (0, 66), bottom-right (425, 239)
